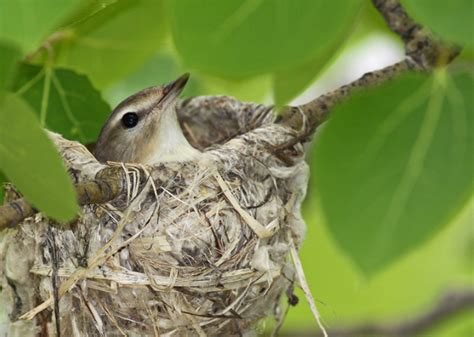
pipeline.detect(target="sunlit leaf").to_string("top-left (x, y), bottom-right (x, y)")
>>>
top-left (13, 64), bottom-right (110, 144)
top-left (0, 94), bottom-right (78, 221)
top-left (169, 0), bottom-right (363, 79)
top-left (0, 0), bottom-right (81, 53)
top-left (402, 0), bottom-right (473, 48)
top-left (313, 70), bottom-right (473, 275)
top-left (56, 0), bottom-right (167, 88)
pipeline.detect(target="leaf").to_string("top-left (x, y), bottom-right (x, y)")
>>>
top-left (12, 64), bottom-right (110, 144)
top-left (0, 0), bottom-right (81, 53)
top-left (402, 0), bottom-right (473, 48)
top-left (0, 41), bottom-right (22, 205)
top-left (0, 94), bottom-right (78, 221)
top-left (56, 0), bottom-right (167, 88)
top-left (60, 0), bottom-right (119, 27)
top-left (0, 171), bottom-right (6, 204)
top-left (312, 70), bottom-right (474, 275)
top-left (272, 1), bottom-right (397, 107)
top-left (198, 73), bottom-right (271, 104)
top-left (272, 46), bottom-right (336, 107)
top-left (169, 0), bottom-right (363, 79)
top-left (0, 41), bottom-right (22, 94)
top-left (105, 52), bottom-right (203, 106)
top-left (106, 51), bottom-right (271, 106)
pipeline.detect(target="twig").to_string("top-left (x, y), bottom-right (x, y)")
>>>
top-left (0, 166), bottom-right (127, 230)
top-left (278, 0), bottom-right (459, 136)
top-left (372, 0), bottom-right (459, 68)
top-left (277, 288), bottom-right (474, 337)
top-left (0, 198), bottom-right (36, 230)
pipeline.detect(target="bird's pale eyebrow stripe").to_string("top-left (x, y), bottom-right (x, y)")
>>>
top-left (106, 86), bottom-right (164, 127)
top-left (109, 102), bottom-right (155, 127)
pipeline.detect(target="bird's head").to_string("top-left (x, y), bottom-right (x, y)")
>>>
top-left (94, 73), bottom-right (192, 164)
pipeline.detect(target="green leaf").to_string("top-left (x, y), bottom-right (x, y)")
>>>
top-left (105, 52), bottom-right (203, 106)
top-left (0, 171), bottom-right (6, 204)
top-left (273, 1), bottom-right (402, 107)
top-left (402, 0), bottom-right (474, 48)
top-left (169, 0), bottom-right (363, 79)
top-left (198, 73), bottom-right (271, 103)
top-left (13, 64), bottom-right (110, 144)
top-left (106, 51), bottom-right (271, 106)
top-left (60, 0), bottom-right (119, 27)
top-left (0, 41), bottom-right (22, 94)
top-left (0, 0), bottom-right (81, 53)
top-left (56, 0), bottom-right (167, 88)
top-left (0, 41), bottom-right (22, 205)
top-left (272, 46), bottom-right (336, 107)
top-left (313, 70), bottom-right (474, 275)
top-left (0, 94), bottom-right (78, 221)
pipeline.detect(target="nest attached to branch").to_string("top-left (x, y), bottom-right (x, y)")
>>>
top-left (1, 96), bottom-right (311, 336)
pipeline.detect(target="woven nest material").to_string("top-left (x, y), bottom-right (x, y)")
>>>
top-left (1, 96), bottom-right (310, 336)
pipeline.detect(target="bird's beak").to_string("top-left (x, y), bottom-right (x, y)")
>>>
top-left (160, 73), bottom-right (190, 107)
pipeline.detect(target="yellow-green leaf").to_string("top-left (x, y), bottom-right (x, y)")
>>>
top-left (56, 0), bottom-right (167, 88)
top-left (0, 40), bottom-right (22, 204)
top-left (0, 94), bottom-right (78, 221)
top-left (0, 0), bottom-right (81, 53)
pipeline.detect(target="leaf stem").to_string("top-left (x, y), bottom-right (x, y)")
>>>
top-left (39, 66), bottom-right (52, 127)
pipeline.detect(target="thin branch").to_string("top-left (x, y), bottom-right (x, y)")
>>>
top-left (0, 198), bottom-right (36, 230)
top-left (279, 60), bottom-right (413, 135)
top-left (372, 0), bottom-right (459, 68)
top-left (279, 0), bottom-right (459, 135)
top-left (277, 288), bottom-right (474, 337)
top-left (0, 166), bottom-right (127, 230)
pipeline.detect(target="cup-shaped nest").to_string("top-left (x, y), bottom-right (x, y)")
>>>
top-left (1, 96), bottom-right (309, 336)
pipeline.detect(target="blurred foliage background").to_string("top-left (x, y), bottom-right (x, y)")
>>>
top-left (0, 0), bottom-right (473, 335)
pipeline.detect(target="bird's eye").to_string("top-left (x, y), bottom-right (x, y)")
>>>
top-left (122, 112), bottom-right (139, 128)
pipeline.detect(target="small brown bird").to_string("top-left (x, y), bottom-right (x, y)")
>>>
top-left (94, 74), bottom-right (199, 164)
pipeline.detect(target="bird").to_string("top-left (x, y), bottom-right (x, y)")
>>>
top-left (94, 73), bottom-right (200, 164)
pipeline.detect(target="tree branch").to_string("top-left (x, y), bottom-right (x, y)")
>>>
top-left (0, 166), bottom-right (127, 230)
top-left (278, 0), bottom-right (459, 135)
top-left (278, 289), bottom-right (474, 337)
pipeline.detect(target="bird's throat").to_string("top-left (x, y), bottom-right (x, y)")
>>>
top-left (144, 108), bottom-right (199, 165)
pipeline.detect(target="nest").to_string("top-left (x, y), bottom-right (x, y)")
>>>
top-left (1, 96), bottom-right (313, 336)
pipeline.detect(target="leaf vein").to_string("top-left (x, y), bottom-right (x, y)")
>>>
top-left (51, 73), bottom-right (87, 142)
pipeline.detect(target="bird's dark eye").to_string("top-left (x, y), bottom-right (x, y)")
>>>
top-left (122, 112), bottom-right (139, 128)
